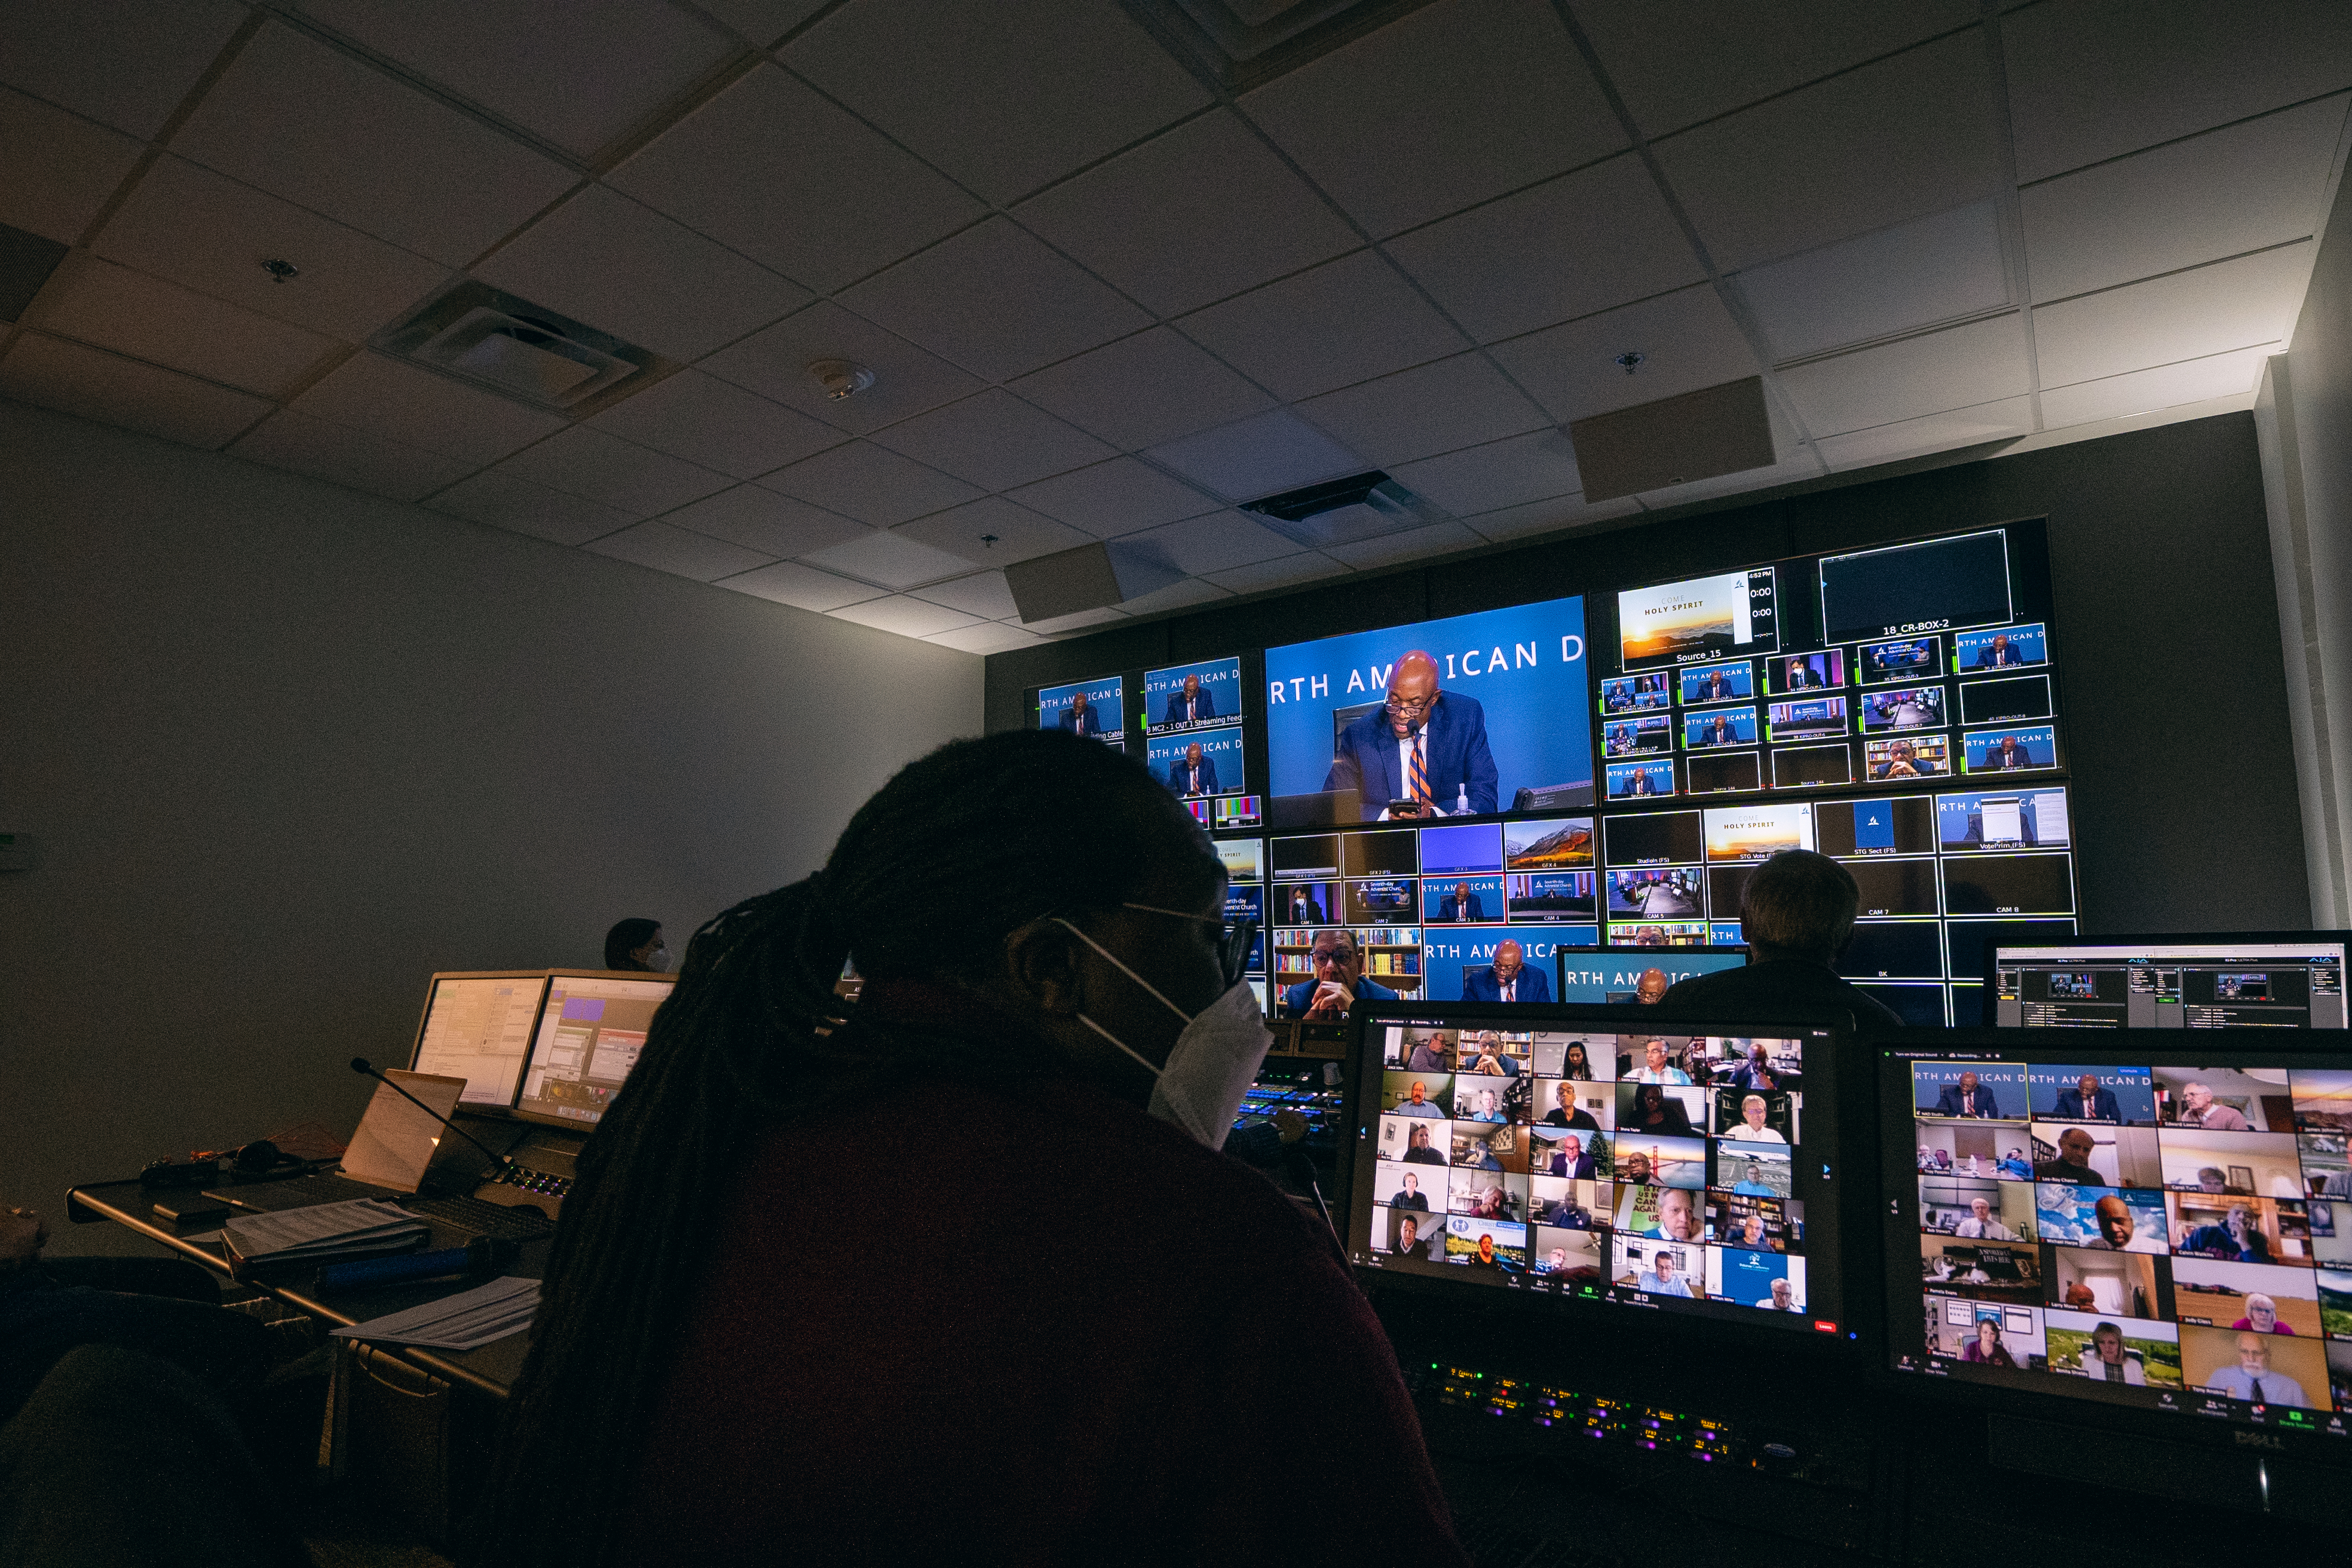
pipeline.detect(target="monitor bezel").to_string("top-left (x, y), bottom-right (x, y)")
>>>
top-left (404, 969), bottom-right (554, 1118)
top-left (508, 968), bottom-right (680, 1131)
top-left (1978, 932), bottom-right (2352, 1025)
top-left (1873, 1027), bottom-right (2352, 1466)
top-left (1339, 997), bottom-right (1869, 1356)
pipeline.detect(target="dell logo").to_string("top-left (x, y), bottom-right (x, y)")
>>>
top-left (2233, 1431), bottom-right (2284, 1450)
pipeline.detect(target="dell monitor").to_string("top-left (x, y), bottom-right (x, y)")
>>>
top-left (406, 970), bottom-right (552, 1108)
top-left (1881, 1031), bottom-right (2352, 1463)
top-left (1346, 1002), bottom-right (1852, 1338)
top-left (1987, 935), bottom-right (2350, 1029)
top-left (514, 970), bottom-right (676, 1126)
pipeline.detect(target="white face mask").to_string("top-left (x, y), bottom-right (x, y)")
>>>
top-left (1055, 915), bottom-right (1272, 1150)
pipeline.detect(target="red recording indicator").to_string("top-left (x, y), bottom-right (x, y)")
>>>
top-left (1812, 1320), bottom-right (1839, 1334)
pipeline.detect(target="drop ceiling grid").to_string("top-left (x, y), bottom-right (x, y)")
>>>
top-left (0, 0), bottom-right (2345, 644)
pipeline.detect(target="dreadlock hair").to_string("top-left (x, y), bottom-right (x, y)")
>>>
top-left (464, 729), bottom-right (1217, 1567)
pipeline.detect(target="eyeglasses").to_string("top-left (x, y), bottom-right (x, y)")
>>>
top-left (1382, 693), bottom-right (1435, 718)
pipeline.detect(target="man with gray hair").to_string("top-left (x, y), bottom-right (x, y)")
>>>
top-left (1650, 850), bottom-right (1904, 1026)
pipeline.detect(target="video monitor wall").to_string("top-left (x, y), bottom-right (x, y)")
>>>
top-left (1349, 1007), bottom-right (1845, 1335)
top-left (1144, 656), bottom-right (1258, 829)
top-left (1991, 939), bottom-right (2351, 1029)
top-left (1884, 1040), bottom-right (2352, 1441)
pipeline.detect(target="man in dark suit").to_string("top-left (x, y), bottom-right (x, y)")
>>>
top-left (1973, 633), bottom-right (2024, 668)
top-left (1438, 880), bottom-right (1486, 921)
top-left (1545, 1132), bottom-right (1596, 1180)
top-left (1979, 735), bottom-right (2035, 770)
top-left (1700, 670), bottom-right (1732, 702)
top-left (2051, 1073), bottom-right (2121, 1122)
top-left (1783, 657), bottom-right (1823, 690)
top-left (1463, 939), bottom-right (1552, 1003)
top-left (1162, 673), bottom-right (1217, 725)
top-left (1932, 1071), bottom-right (2001, 1118)
top-left (1165, 742), bottom-right (1218, 797)
top-left (1058, 690), bottom-right (1103, 736)
top-left (1284, 886), bottom-right (1327, 924)
top-left (1321, 651), bottom-right (1497, 821)
top-left (1702, 713), bottom-right (1734, 747)
top-left (1623, 767), bottom-right (1658, 797)
top-left (1280, 929), bottom-right (1398, 1019)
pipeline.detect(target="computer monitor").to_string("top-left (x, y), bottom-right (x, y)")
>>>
top-left (1554, 946), bottom-right (1747, 1003)
top-left (1345, 1001), bottom-right (1852, 1339)
top-left (405, 971), bottom-right (552, 1108)
top-left (1879, 1030), bottom-right (2352, 1459)
top-left (1986, 935), bottom-right (2351, 1028)
top-left (513, 970), bottom-right (676, 1127)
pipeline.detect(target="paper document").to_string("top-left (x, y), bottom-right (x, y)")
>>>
top-left (225, 1199), bottom-right (427, 1261)
top-left (330, 1276), bottom-right (541, 1351)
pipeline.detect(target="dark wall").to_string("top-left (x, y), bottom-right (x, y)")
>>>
top-left (987, 413), bottom-right (2307, 935)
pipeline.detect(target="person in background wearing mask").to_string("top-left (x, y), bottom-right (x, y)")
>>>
top-left (604, 919), bottom-right (669, 972)
top-left (475, 731), bottom-right (1466, 1566)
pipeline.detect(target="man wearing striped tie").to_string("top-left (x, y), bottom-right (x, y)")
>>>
top-left (1321, 650), bottom-right (1499, 822)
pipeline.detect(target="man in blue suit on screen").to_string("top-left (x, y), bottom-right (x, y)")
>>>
top-left (1058, 689), bottom-right (1104, 736)
top-left (1437, 881), bottom-right (1486, 921)
top-left (1321, 650), bottom-right (1498, 821)
top-left (1931, 1071), bottom-right (2001, 1118)
top-left (1281, 930), bottom-right (1398, 1020)
top-left (2050, 1072), bottom-right (2121, 1122)
top-left (1462, 939), bottom-right (1551, 1003)
top-left (1162, 672), bottom-right (1217, 725)
top-left (1165, 742), bottom-right (1219, 797)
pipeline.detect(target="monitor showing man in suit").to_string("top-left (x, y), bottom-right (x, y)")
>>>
top-left (1146, 727), bottom-right (1245, 808)
top-left (1280, 929), bottom-right (1399, 1020)
top-left (1038, 677), bottom-right (1123, 743)
top-left (1320, 651), bottom-right (1499, 820)
top-left (1953, 624), bottom-right (2047, 671)
top-left (1164, 673), bottom-right (1216, 725)
top-left (1164, 742), bottom-right (1219, 798)
top-left (1462, 939), bottom-right (1552, 1003)
top-left (1145, 656), bottom-right (1241, 733)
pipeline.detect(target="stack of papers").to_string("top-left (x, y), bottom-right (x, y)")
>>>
top-left (223, 1199), bottom-right (428, 1276)
top-left (330, 1276), bottom-right (540, 1351)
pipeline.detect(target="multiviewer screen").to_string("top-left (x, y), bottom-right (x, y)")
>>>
top-left (1885, 1044), bottom-right (2352, 1437)
top-left (1349, 1012), bottom-right (1842, 1334)
top-left (516, 974), bottom-right (675, 1125)
top-left (408, 973), bottom-right (550, 1107)
top-left (1992, 942), bottom-right (2348, 1029)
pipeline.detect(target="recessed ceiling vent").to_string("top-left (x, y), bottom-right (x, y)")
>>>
top-left (1240, 470), bottom-right (1446, 547)
top-left (375, 281), bottom-right (671, 415)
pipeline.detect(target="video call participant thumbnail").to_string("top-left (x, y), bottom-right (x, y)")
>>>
top-left (1462, 940), bottom-right (1550, 1003)
top-left (1322, 651), bottom-right (1497, 820)
top-left (1281, 930), bottom-right (1399, 1019)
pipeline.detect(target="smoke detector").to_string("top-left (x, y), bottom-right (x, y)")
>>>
top-left (376, 281), bottom-right (667, 414)
top-left (808, 359), bottom-right (874, 400)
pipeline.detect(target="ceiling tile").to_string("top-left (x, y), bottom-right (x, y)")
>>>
top-left (296, 0), bottom-right (739, 160)
top-left (1294, 351), bottom-right (1549, 468)
top-left (892, 495), bottom-right (1092, 568)
top-left (783, 0), bottom-right (1210, 204)
top-left (760, 439), bottom-right (982, 526)
top-left (1009, 327), bottom-right (1276, 451)
top-left (0, 0), bottom-right (246, 139)
top-left (1147, 409), bottom-right (1364, 502)
top-left (2033, 242), bottom-right (2313, 388)
top-left (473, 184), bottom-right (810, 361)
top-left (428, 467), bottom-right (639, 546)
top-left (29, 254), bottom-right (341, 398)
top-left (909, 570), bottom-right (1020, 620)
top-left (1013, 109), bottom-right (1359, 318)
top-left (2021, 96), bottom-right (2349, 303)
top-left (1382, 154), bottom-right (1704, 345)
top-left (1653, 30), bottom-right (2002, 271)
top-left (1737, 200), bottom-right (2010, 363)
top-left (1391, 428), bottom-right (1585, 516)
top-left (608, 64), bottom-right (985, 293)
top-left (828, 595), bottom-right (985, 638)
top-left (662, 483), bottom-right (867, 558)
top-left (1022, 604), bottom-right (1131, 634)
top-left (1324, 518), bottom-right (1485, 572)
top-left (1007, 457), bottom-right (1220, 538)
top-left (95, 156), bottom-right (453, 341)
top-left (228, 406), bottom-right (473, 501)
top-left (1813, 394), bottom-right (2035, 471)
top-left (696, 1), bottom-right (831, 48)
top-left (0, 89), bottom-right (145, 245)
top-left (1487, 284), bottom-right (1760, 424)
top-left (799, 526), bottom-right (977, 589)
top-left (1203, 551), bottom-right (1352, 595)
top-left (581, 519), bottom-right (774, 581)
top-left (1777, 312), bottom-right (2030, 436)
top-left (490, 425), bottom-right (732, 515)
top-left (170, 22), bottom-right (578, 268)
top-left (1176, 250), bottom-right (1468, 402)
top-left (587, 368), bottom-right (842, 479)
top-left (837, 218), bottom-right (1152, 383)
top-left (1570, 0), bottom-right (1981, 139)
top-left (1114, 576), bottom-right (1233, 618)
top-left (2038, 344), bottom-right (2274, 430)
top-left (700, 300), bottom-right (986, 437)
top-left (2004, 0), bottom-right (2352, 182)
top-left (0, 330), bottom-right (271, 448)
top-left (1239, 0), bottom-right (1624, 238)
top-left (866, 389), bottom-right (1113, 492)
top-left (715, 559), bottom-right (884, 612)
top-left (924, 619), bottom-right (1046, 654)
top-left (290, 350), bottom-right (564, 465)
top-left (1459, 490), bottom-right (1640, 543)
top-left (1116, 511), bottom-right (1299, 575)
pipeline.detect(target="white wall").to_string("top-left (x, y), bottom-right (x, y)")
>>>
top-left (0, 402), bottom-right (981, 1248)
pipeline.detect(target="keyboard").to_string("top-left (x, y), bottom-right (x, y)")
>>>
top-left (205, 1172), bottom-right (393, 1212)
top-left (405, 1193), bottom-right (554, 1241)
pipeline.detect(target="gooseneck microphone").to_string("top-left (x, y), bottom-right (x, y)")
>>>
top-left (350, 1058), bottom-right (514, 1175)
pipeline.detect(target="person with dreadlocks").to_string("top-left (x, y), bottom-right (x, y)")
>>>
top-left (468, 730), bottom-right (1465, 1566)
